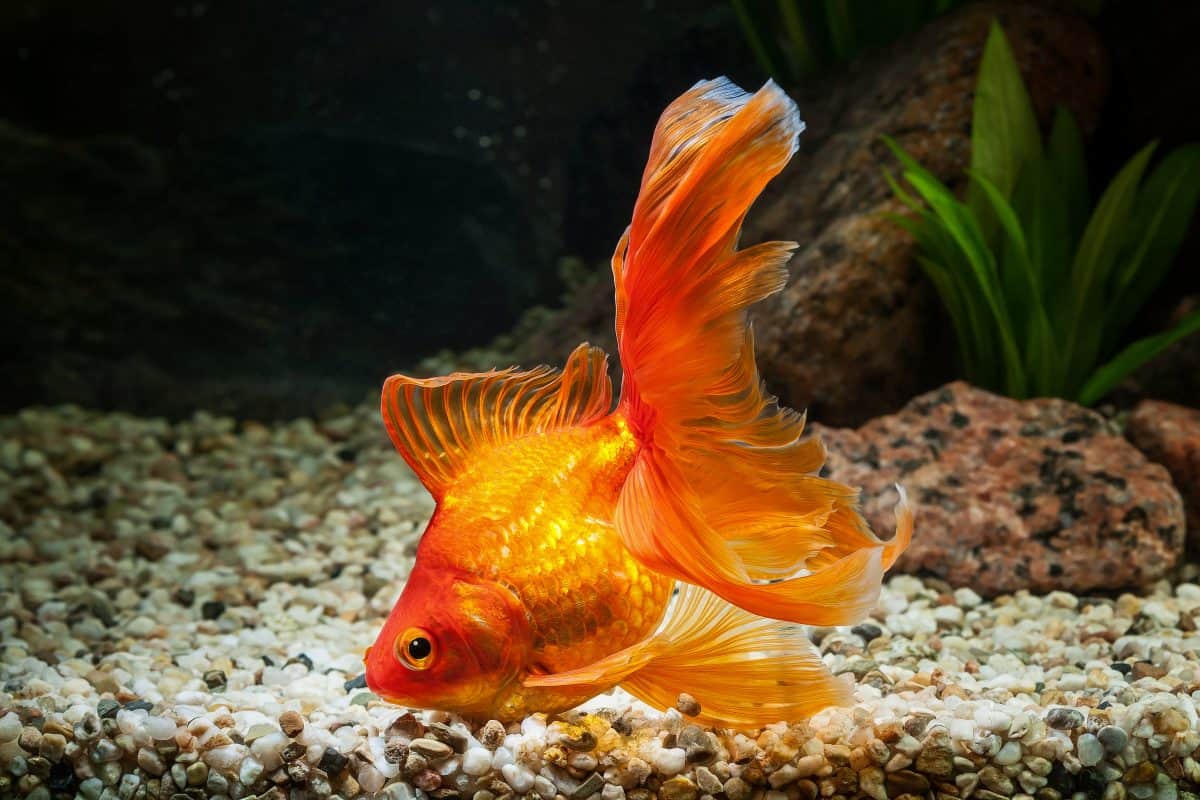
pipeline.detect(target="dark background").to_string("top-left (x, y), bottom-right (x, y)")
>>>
top-left (1, 0), bottom-right (1196, 420)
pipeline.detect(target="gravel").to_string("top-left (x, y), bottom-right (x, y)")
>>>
top-left (2, 403), bottom-right (1200, 799)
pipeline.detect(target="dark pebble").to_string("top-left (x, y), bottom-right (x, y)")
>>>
top-left (286, 654), bottom-right (314, 671)
top-left (48, 761), bottom-right (76, 793)
top-left (203, 670), bottom-right (227, 690)
top-left (173, 588), bottom-right (195, 607)
top-left (281, 742), bottom-right (307, 763)
top-left (96, 699), bottom-right (120, 719)
top-left (318, 747), bottom-right (349, 775)
top-left (122, 700), bottom-right (154, 712)
top-left (1045, 707), bottom-right (1084, 730)
top-left (851, 623), bottom-right (883, 643)
top-left (344, 673), bottom-right (367, 691)
top-left (1111, 662), bottom-right (1132, 675)
top-left (201, 601), bottom-right (225, 620)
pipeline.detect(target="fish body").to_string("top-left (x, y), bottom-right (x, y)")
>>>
top-left (397, 415), bottom-right (672, 719)
top-left (365, 77), bottom-right (913, 727)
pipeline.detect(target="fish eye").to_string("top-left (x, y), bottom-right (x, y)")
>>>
top-left (396, 627), bottom-right (435, 670)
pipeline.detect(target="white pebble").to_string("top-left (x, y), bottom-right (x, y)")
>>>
top-left (462, 747), bottom-right (492, 776)
top-left (239, 756), bottom-right (264, 786)
top-left (205, 744), bottom-right (247, 771)
top-left (501, 763), bottom-right (535, 792)
top-left (652, 746), bottom-right (687, 777)
top-left (142, 715), bottom-right (177, 741)
top-left (994, 741), bottom-right (1022, 766)
top-left (1077, 733), bottom-right (1104, 767)
top-left (0, 713), bottom-right (21, 742)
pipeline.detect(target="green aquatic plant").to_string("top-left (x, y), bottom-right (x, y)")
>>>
top-left (731, 0), bottom-right (966, 83)
top-left (883, 21), bottom-right (1200, 406)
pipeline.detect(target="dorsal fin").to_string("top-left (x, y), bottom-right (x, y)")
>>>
top-left (380, 343), bottom-right (613, 499)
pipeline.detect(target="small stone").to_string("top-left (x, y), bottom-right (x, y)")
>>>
top-left (38, 734), bottom-right (66, 762)
top-left (281, 741), bottom-right (306, 762)
top-left (96, 699), bottom-right (120, 720)
top-left (674, 693), bottom-right (701, 717)
top-left (278, 711), bottom-right (304, 738)
top-left (1124, 762), bottom-right (1157, 784)
top-left (239, 756), bottom-right (264, 787)
top-left (885, 770), bottom-right (930, 795)
top-left (385, 739), bottom-right (410, 766)
top-left (652, 747), bottom-right (686, 777)
top-left (0, 714), bottom-right (20, 743)
top-left (343, 673), bottom-right (367, 691)
top-left (137, 748), bottom-right (165, 776)
top-left (185, 761), bottom-right (207, 787)
top-left (428, 722), bottom-right (470, 753)
top-left (1044, 707), bottom-right (1084, 730)
top-left (402, 767), bottom-right (439, 792)
top-left (694, 767), bottom-right (722, 795)
top-left (723, 777), bottom-right (751, 800)
top-left (202, 670), bottom-right (227, 690)
top-left (1076, 733), bottom-right (1103, 767)
top-left (79, 777), bottom-right (104, 800)
top-left (979, 765), bottom-right (1013, 795)
top-left (659, 776), bottom-right (698, 800)
top-left (994, 740), bottom-right (1022, 766)
top-left (410, 737), bottom-right (453, 760)
top-left (915, 731), bottom-right (953, 779)
top-left (462, 747), bottom-right (492, 776)
top-left (201, 600), bottom-right (225, 620)
top-left (479, 720), bottom-right (506, 749)
top-left (18, 727), bottom-right (41, 755)
top-left (1098, 725), bottom-right (1129, 754)
top-left (318, 747), bottom-right (348, 775)
top-left (571, 773), bottom-right (605, 800)
top-left (143, 716), bottom-right (177, 741)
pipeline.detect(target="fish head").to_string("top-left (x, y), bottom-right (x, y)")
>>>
top-left (364, 564), bottom-right (530, 715)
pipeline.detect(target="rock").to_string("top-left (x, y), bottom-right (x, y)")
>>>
top-left (278, 711), bottom-right (304, 738)
top-left (816, 382), bottom-right (1185, 594)
top-left (505, 2), bottom-right (1109, 427)
top-left (674, 693), bottom-right (701, 717)
top-left (1097, 725), bottom-right (1129, 755)
top-left (1123, 296), bottom-right (1200, 411)
top-left (410, 737), bottom-right (453, 761)
top-left (1127, 400), bottom-right (1200, 549)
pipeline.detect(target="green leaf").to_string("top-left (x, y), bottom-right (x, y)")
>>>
top-left (1104, 144), bottom-right (1200, 348)
top-left (1045, 107), bottom-right (1089, 248)
top-left (732, 0), bottom-right (788, 82)
top-left (966, 21), bottom-right (1043, 237)
top-left (822, 0), bottom-right (855, 62)
top-left (1077, 311), bottom-right (1200, 406)
top-left (1063, 141), bottom-right (1158, 392)
top-left (777, 0), bottom-right (822, 79)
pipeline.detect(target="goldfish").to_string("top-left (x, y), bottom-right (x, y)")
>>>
top-left (364, 77), bottom-right (912, 728)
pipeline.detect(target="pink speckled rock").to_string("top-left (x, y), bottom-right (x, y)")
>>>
top-left (813, 382), bottom-right (1185, 596)
top-left (1126, 399), bottom-right (1200, 551)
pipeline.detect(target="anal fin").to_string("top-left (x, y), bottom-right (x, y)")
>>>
top-left (524, 583), bottom-right (850, 728)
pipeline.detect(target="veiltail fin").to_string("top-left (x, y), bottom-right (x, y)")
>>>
top-left (525, 583), bottom-right (850, 728)
top-left (611, 77), bottom-right (911, 626)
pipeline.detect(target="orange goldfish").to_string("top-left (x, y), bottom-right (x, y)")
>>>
top-left (364, 77), bottom-right (912, 728)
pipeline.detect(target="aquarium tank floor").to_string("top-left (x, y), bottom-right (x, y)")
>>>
top-left (1, 402), bottom-right (1198, 800)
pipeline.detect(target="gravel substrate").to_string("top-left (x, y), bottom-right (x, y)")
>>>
top-left (2, 403), bottom-right (1200, 800)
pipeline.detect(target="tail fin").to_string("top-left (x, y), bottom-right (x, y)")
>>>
top-left (611, 77), bottom-right (911, 626)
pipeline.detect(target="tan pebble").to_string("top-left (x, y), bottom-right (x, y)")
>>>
top-left (722, 777), bottom-right (751, 800)
top-left (410, 737), bottom-right (453, 760)
top-left (278, 711), bottom-right (304, 738)
top-left (674, 693), bottom-right (701, 717)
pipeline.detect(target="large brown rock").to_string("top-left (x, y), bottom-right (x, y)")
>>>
top-left (508, 3), bottom-right (1110, 427)
top-left (1126, 399), bottom-right (1200, 551)
top-left (814, 382), bottom-right (1185, 596)
top-left (748, 2), bottom-right (1109, 425)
